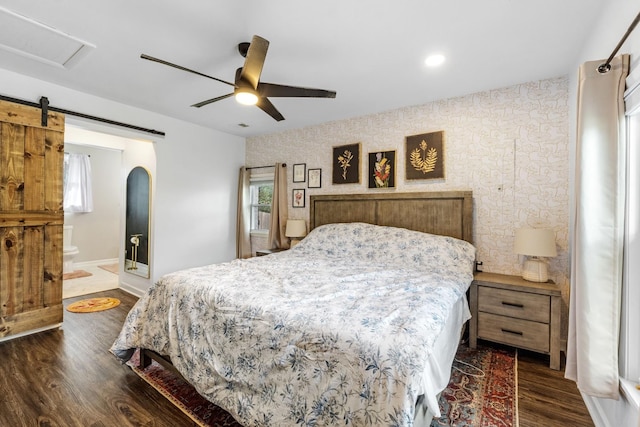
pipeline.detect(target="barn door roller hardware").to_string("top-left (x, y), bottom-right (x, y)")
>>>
top-left (39, 96), bottom-right (49, 127)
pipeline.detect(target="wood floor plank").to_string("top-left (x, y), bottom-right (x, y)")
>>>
top-left (0, 290), bottom-right (195, 427)
top-left (0, 289), bottom-right (595, 427)
top-left (517, 349), bottom-right (595, 427)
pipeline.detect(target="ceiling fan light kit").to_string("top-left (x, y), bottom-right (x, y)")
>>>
top-left (141, 35), bottom-right (336, 122)
top-left (235, 90), bottom-right (258, 105)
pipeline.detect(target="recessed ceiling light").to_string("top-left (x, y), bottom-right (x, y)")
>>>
top-left (425, 54), bottom-right (446, 67)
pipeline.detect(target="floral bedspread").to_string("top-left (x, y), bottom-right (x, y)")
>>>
top-left (111, 223), bottom-right (475, 427)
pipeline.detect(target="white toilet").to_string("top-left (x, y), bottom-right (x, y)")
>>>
top-left (63, 225), bottom-right (80, 274)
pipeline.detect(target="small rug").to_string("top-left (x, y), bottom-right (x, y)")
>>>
top-left (62, 270), bottom-right (92, 280)
top-left (127, 345), bottom-right (517, 427)
top-left (98, 263), bottom-right (119, 275)
top-left (431, 345), bottom-right (518, 426)
top-left (66, 297), bottom-right (121, 313)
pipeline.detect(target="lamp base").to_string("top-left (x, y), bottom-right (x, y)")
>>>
top-left (521, 257), bottom-right (549, 282)
top-left (290, 239), bottom-right (301, 248)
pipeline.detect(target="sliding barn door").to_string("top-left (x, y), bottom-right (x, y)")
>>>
top-left (0, 99), bottom-right (65, 339)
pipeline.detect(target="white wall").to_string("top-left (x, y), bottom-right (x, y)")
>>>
top-left (0, 67), bottom-right (245, 296)
top-left (569, 1), bottom-right (640, 425)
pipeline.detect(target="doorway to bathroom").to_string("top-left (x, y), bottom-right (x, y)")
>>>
top-left (61, 127), bottom-right (125, 299)
top-left (61, 124), bottom-right (156, 299)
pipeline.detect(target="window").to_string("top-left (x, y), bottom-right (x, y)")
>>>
top-left (249, 174), bottom-right (273, 233)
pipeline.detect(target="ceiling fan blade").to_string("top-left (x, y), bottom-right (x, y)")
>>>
top-left (257, 97), bottom-right (285, 121)
top-left (239, 35), bottom-right (269, 90)
top-left (141, 54), bottom-right (235, 87)
top-left (258, 82), bottom-right (337, 98)
top-left (191, 93), bottom-right (234, 108)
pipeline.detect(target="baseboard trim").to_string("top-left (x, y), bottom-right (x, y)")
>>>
top-left (582, 393), bottom-right (609, 427)
top-left (74, 258), bottom-right (119, 269)
top-left (582, 382), bottom-right (640, 427)
top-left (118, 281), bottom-right (146, 298)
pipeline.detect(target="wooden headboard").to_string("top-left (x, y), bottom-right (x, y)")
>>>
top-left (309, 191), bottom-right (473, 243)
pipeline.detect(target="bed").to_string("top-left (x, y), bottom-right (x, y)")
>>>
top-left (111, 191), bottom-right (475, 426)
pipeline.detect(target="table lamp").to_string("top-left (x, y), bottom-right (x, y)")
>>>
top-left (514, 228), bottom-right (557, 282)
top-left (285, 219), bottom-right (307, 247)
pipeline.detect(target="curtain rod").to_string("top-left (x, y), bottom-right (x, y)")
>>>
top-left (0, 94), bottom-right (166, 137)
top-left (598, 10), bottom-right (640, 73)
top-left (246, 163), bottom-right (286, 170)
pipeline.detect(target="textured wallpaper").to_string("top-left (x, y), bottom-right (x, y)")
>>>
top-left (247, 76), bottom-right (570, 323)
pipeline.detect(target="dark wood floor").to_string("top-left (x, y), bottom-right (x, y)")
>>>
top-left (0, 289), bottom-right (594, 427)
top-left (518, 350), bottom-right (595, 427)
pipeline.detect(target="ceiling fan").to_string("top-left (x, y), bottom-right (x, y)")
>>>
top-left (141, 35), bottom-right (337, 122)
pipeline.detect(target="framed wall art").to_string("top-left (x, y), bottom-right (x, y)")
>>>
top-left (332, 143), bottom-right (360, 184)
top-left (368, 150), bottom-right (396, 188)
top-left (308, 168), bottom-right (322, 188)
top-left (405, 131), bottom-right (445, 180)
top-left (293, 163), bottom-right (306, 183)
top-left (292, 188), bottom-right (305, 208)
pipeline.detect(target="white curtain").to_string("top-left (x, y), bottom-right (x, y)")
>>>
top-left (63, 153), bottom-right (93, 213)
top-left (565, 55), bottom-right (629, 399)
top-left (236, 167), bottom-right (252, 259)
top-left (268, 163), bottom-right (289, 249)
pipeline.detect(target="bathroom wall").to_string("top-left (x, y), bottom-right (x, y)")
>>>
top-left (63, 142), bottom-right (121, 263)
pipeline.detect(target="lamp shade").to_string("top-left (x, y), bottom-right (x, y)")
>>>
top-left (514, 228), bottom-right (557, 257)
top-left (285, 219), bottom-right (307, 238)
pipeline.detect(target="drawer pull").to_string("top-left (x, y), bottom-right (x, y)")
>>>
top-left (501, 301), bottom-right (524, 308)
top-left (501, 328), bottom-right (524, 336)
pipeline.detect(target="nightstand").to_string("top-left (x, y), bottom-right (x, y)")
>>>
top-left (469, 271), bottom-right (562, 370)
top-left (255, 248), bottom-right (286, 257)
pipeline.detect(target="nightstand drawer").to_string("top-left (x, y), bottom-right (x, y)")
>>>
top-left (478, 286), bottom-right (550, 323)
top-left (478, 312), bottom-right (550, 352)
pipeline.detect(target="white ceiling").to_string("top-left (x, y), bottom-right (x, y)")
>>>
top-left (0, 0), bottom-right (607, 137)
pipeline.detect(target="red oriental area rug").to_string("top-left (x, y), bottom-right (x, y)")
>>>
top-left (431, 345), bottom-right (518, 426)
top-left (128, 345), bottom-right (517, 427)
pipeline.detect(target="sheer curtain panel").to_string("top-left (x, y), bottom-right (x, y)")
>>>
top-left (566, 54), bottom-right (629, 399)
top-left (63, 153), bottom-right (93, 213)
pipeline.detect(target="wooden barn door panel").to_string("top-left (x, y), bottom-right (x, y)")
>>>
top-left (24, 127), bottom-right (45, 211)
top-left (0, 100), bottom-right (64, 339)
top-left (0, 227), bottom-right (23, 317)
top-left (1, 123), bottom-right (26, 210)
top-left (24, 226), bottom-right (45, 312)
top-left (43, 224), bottom-right (63, 308)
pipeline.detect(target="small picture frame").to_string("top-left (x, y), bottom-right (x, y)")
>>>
top-left (368, 150), bottom-right (396, 188)
top-left (293, 163), bottom-right (306, 183)
top-left (332, 143), bottom-right (361, 184)
top-left (308, 168), bottom-right (322, 188)
top-left (292, 188), bottom-right (305, 208)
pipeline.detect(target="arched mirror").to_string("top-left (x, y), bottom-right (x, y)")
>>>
top-left (125, 166), bottom-right (150, 278)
